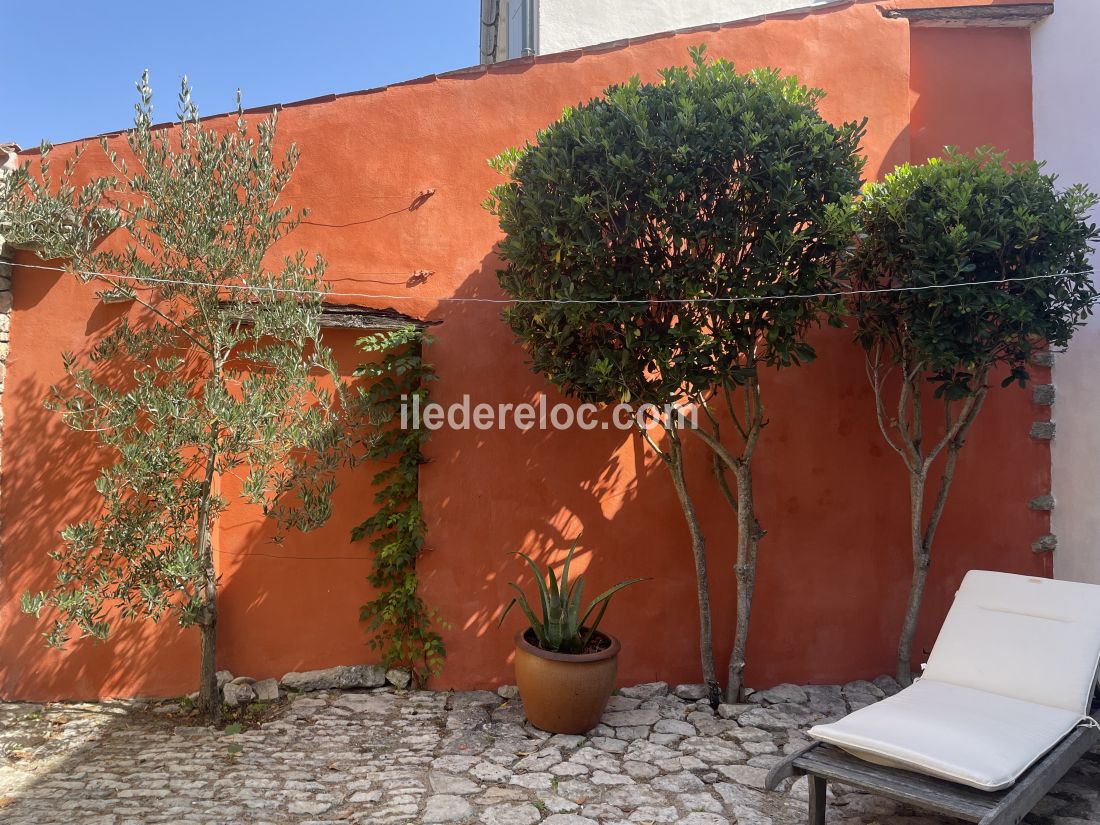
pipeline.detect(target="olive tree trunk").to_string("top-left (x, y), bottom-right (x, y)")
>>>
top-left (195, 439), bottom-right (222, 723)
top-left (198, 602), bottom-right (219, 720)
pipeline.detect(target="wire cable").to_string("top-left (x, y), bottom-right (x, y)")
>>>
top-left (11, 261), bottom-right (1096, 306)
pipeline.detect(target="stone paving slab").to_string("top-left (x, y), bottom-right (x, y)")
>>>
top-left (0, 681), bottom-right (1097, 824)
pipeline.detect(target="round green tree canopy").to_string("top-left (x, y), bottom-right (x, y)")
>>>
top-left (488, 48), bottom-right (866, 406)
top-left (849, 147), bottom-right (1099, 398)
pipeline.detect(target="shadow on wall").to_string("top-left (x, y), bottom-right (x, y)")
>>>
top-left (417, 250), bottom-right (688, 687)
top-left (0, 267), bottom-right (381, 701)
top-left (5, 0), bottom-right (939, 698)
top-left (0, 270), bottom-right (200, 698)
top-left (0, 46), bottom-right (1053, 698)
top-left (417, 248), bottom-right (912, 693)
top-left (416, 196), bottom-right (1052, 693)
top-left (211, 328), bottom-right (390, 684)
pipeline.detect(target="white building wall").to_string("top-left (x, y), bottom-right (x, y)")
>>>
top-left (536, 0), bottom-right (838, 54)
top-left (1034, 0), bottom-right (1100, 584)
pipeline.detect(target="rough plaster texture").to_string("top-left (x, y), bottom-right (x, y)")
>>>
top-left (1035, 0), bottom-right (1100, 584)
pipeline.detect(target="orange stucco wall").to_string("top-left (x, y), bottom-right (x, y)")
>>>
top-left (910, 26), bottom-right (1034, 163)
top-left (0, 0), bottom-right (1049, 700)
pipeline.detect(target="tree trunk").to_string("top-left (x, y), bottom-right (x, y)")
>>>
top-left (897, 470), bottom-right (928, 686)
top-left (726, 462), bottom-right (761, 703)
top-left (894, 385), bottom-right (986, 687)
top-left (195, 535), bottom-right (221, 721)
top-left (685, 379), bottom-right (765, 704)
top-left (662, 429), bottom-right (721, 706)
top-left (195, 439), bottom-right (221, 723)
top-left (198, 605), bottom-right (219, 721)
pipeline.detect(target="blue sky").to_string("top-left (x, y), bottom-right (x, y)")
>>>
top-left (3, 2), bottom-right (479, 148)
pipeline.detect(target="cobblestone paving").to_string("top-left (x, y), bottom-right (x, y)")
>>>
top-left (1, 680), bottom-right (1097, 824)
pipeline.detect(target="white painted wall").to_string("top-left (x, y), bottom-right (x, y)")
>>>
top-left (1035, 0), bottom-right (1100, 584)
top-left (536, 0), bottom-right (837, 54)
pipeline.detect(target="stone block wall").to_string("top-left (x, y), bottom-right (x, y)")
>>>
top-left (1029, 350), bottom-right (1057, 557)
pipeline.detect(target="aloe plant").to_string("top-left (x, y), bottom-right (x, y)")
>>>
top-left (500, 539), bottom-right (647, 654)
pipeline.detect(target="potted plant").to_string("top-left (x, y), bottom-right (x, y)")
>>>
top-left (500, 539), bottom-right (647, 734)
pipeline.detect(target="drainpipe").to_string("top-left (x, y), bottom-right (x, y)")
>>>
top-left (522, 0), bottom-right (536, 57)
top-left (480, 0), bottom-right (502, 64)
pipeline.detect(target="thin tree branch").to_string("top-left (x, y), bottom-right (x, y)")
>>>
top-left (921, 386), bottom-right (988, 550)
top-left (865, 346), bottom-right (916, 470)
top-left (638, 418), bottom-right (670, 463)
top-left (921, 366), bottom-right (990, 474)
top-left (85, 269), bottom-right (209, 353)
top-left (722, 384), bottom-right (748, 441)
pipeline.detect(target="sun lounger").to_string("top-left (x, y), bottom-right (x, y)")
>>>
top-left (765, 570), bottom-right (1100, 824)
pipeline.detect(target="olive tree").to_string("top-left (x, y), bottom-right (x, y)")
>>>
top-left (848, 148), bottom-right (1098, 685)
top-left (487, 49), bottom-right (865, 701)
top-left (2, 75), bottom-right (346, 721)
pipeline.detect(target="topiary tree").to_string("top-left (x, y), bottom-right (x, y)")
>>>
top-left (487, 48), bottom-right (865, 702)
top-left (2, 74), bottom-right (347, 721)
top-left (848, 147), bottom-right (1099, 686)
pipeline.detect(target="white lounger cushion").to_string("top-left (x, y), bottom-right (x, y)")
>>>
top-left (809, 571), bottom-right (1100, 791)
top-left (809, 679), bottom-right (1082, 791)
top-left (922, 571), bottom-right (1100, 714)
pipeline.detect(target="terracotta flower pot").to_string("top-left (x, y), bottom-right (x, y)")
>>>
top-left (513, 628), bottom-right (621, 734)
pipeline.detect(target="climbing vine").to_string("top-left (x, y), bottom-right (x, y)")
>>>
top-left (352, 326), bottom-right (445, 682)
